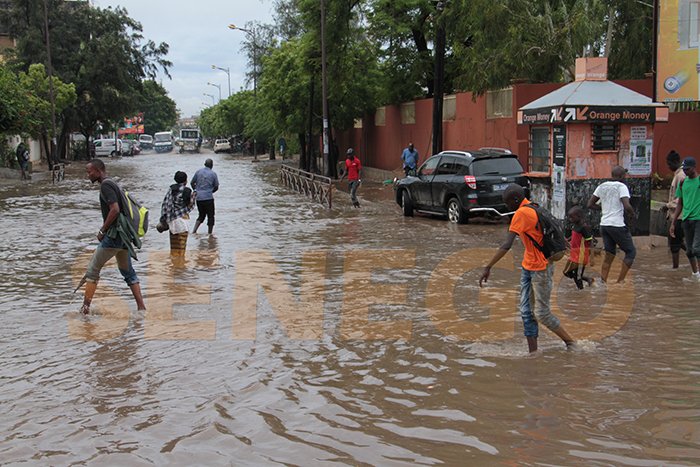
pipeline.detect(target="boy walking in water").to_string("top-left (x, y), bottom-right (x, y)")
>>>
top-left (670, 157), bottom-right (700, 281)
top-left (480, 184), bottom-right (575, 353)
top-left (563, 206), bottom-right (595, 289)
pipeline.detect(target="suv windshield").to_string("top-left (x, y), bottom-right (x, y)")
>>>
top-left (472, 157), bottom-right (523, 176)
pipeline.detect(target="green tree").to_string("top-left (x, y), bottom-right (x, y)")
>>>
top-left (4, 1), bottom-right (171, 157)
top-left (0, 65), bottom-right (27, 134)
top-left (139, 80), bottom-right (177, 135)
top-left (17, 63), bottom-right (76, 160)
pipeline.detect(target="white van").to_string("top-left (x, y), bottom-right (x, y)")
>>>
top-left (94, 139), bottom-right (123, 157)
top-left (154, 131), bottom-right (174, 153)
top-left (138, 134), bottom-right (154, 150)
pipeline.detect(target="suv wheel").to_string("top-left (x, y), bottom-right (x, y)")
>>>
top-left (401, 190), bottom-right (414, 217)
top-left (447, 198), bottom-right (468, 224)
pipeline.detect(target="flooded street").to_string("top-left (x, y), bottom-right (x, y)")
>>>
top-left (1, 150), bottom-right (698, 465)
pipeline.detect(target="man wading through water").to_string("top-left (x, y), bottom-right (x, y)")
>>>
top-left (479, 184), bottom-right (575, 353)
top-left (81, 159), bottom-right (145, 314)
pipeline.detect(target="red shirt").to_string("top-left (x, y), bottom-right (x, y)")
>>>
top-left (509, 199), bottom-right (548, 271)
top-left (345, 157), bottom-right (362, 181)
top-left (569, 225), bottom-right (592, 265)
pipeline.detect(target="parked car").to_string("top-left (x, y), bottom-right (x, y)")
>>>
top-left (138, 134), bottom-right (153, 150)
top-left (213, 138), bottom-right (230, 153)
top-left (394, 149), bottom-right (530, 224)
top-left (93, 138), bottom-right (123, 157)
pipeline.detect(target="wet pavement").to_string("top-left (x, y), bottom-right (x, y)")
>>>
top-left (1, 149), bottom-right (699, 465)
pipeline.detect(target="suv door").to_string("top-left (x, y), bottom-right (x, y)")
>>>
top-left (430, 156), bottom-right (459, 212)
top-left (412, 156), bottom-right (440, 208)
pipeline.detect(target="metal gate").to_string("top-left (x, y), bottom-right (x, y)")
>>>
top-left (280, 165), bottom-right (333, 209)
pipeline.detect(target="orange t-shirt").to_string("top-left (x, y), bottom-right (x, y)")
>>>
top-left (509, 199), bottom-right (548, 271)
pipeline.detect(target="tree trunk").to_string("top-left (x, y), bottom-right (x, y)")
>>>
top-left (269, 140), bottom-right (276, 160)
top-left (604, 6), bottom-right (616, 58)
top-left (298, 132), bottom-right (307, 171)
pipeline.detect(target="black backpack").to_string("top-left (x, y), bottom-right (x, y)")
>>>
top-left (523, 203), bottom-right (569, 261)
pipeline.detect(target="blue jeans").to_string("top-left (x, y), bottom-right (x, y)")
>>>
top-left (85, 235), bottom-right (139, 285)
top-left (519, 265), bottom-right (560, 337)
top-left (349, 180), bottom-right (360, 204)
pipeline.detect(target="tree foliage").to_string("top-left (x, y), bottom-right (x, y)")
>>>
top-left (139, 80), bottom-right (177, 135)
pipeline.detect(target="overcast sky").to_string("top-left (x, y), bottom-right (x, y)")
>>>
top-left (92, 0), bottom-right (274, 118)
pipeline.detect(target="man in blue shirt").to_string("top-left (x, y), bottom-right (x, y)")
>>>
top-left (191, 159), bottom-right (220, 235)
top-left (401, 143), bottom-right (419, 177)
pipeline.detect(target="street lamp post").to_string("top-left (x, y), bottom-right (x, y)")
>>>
top-left (229, 23), bottom-right (260, 161)
top-left (211, 65), bottom-right (231, 97)
top-left (204, 93), bottom-right (215, 105)
top-left (207, 82), bottom-right (222, 102)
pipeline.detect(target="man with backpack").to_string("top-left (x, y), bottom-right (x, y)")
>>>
top-left (479, 184), bottom-right (575, 353)
top-left (587, 166), bottom-right (637, 284)
top-left (80, 159), bottom-right (146, 315)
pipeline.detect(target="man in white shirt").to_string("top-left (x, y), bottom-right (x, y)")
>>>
top-left (587, 166), bottom-right (637, 283)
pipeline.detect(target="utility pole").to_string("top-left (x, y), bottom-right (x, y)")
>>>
top-left (43, 0), bottom-right (58, 168)
top-left (432, 1), bottom-right (446, 156)
top-left (320, 0), bottom-right (330, 177)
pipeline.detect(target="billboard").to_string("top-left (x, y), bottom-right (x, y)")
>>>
top-left (657, 0), bottom-right (700, 102)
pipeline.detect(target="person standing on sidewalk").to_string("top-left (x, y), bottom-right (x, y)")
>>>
top-left (665, 150), bottom-right (686, 268)
top-left (670, 157), bottom-right (700, 282)
top-left (15, 142), bottom-right (30, 180)
top-left (479, 184), bottom-right (576, 353)
top-left (339, 148), bottom-right (362, 208)
top-left (587, 166), bottom-right (637, 284)
top-left (81, 159), bottom-right (146, 315)
top-left (191, 159), bottom-right (219, 235)
top-left (401, 143), bottom-right (419, 177)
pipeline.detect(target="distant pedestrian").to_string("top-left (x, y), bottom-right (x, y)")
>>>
top-left (670, 157), bottom-right (700, 282)
top-left (191, 159), bottom-right (219, 235)
top-left (401, 142), bottom-right (419, 177)
top-left (587, 166), bottom-right (637, 284)
top-left (339, 148), bottom-right (362, 208)
top-left (480, 184), bottom-right (575, 353)
top-left (15, 142), bottom-right (29, 180)
top-left (563, 206), bottom-right (595, 289)
top-left (160, 171), bottom-right (195, 255)
top-left (80, 159), bottom-right (146, 315)
top-left (665, 150), bottom-right (686, 268)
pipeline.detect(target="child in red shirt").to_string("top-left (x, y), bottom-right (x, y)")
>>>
top-left (563, 206), bottom-right (594, 289)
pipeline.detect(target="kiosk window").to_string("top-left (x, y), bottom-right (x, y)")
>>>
top-left (592, 124), bottom-right (619, 151)
top-left (529, 127), bottom-right (550, 173)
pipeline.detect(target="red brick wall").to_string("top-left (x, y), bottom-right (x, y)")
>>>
top-left (334, 79), bottom-right (699, 177)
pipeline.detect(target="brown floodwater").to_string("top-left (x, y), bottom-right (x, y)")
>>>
top-left (1, 150), bottom-right (698, 465)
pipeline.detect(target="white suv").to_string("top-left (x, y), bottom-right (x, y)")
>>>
top-left (213, 139), bottom-right (230, 153)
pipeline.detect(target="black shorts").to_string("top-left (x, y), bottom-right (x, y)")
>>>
top-left (600, 225), bottom-right (636, 262)
top-left (668, 218), bottom-right (685, 253)
top-left (196, 199), bottom-right (215, 225)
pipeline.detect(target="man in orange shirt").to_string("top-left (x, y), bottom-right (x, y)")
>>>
top-left (480, 184), bottom-right (575, 353)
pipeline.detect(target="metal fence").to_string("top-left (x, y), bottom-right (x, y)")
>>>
top-left (280, 165), bottom-right (333, 209)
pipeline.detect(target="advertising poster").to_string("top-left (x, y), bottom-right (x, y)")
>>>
top-left (552, 165), bottom-right (566, 220)
top-left (657, 0), bottom-right (700, 102)
top-left (628, 139), bottom-right (653, 175)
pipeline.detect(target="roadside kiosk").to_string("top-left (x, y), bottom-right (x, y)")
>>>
top-left (517, 58), bottom-right (669, 235)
